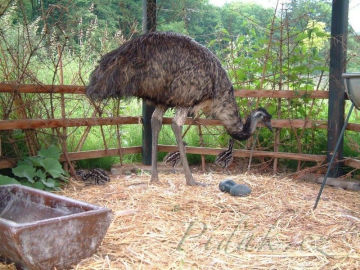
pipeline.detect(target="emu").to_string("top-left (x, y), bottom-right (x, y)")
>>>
top-left (163, 150), bottom-right (181, 173)
top-left (163, 141), bottom-right (187, 173)
top-left (215, 139), bottom-right (234, 174)
top-left (86, 32), bottom-right (272, 186)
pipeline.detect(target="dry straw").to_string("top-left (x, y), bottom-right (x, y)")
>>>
top-left (1, 171), bottom-right (359, 269)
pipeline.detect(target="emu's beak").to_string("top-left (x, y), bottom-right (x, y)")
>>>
top-left (264, 120), bottom-right (273, 132)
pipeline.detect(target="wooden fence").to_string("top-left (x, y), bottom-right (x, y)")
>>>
top-left (1, 83), bottom-right (360, 170)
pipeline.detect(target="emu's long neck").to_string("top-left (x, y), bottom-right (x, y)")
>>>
top-left (228, 115), bottom-right (259, 141)
top-left (213, 97), bottom-right (259, 141)
top-left (212, 96), bottom-right (244, 137)
top-left (233, 114), bottom-right (259, 140)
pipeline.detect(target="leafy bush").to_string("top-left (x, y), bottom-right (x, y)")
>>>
top-left (0, 145), bottom-right (68, 190)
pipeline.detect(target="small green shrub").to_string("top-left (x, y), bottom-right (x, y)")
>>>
top-left (0, 145), bottom-right (68, 190)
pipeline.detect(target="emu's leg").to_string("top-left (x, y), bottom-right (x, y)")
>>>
top-left (172, 108), bottom-right (206, 186)
top-left (150, 106), bottom-right (167, 183)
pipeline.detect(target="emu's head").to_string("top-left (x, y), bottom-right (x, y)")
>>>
top-left (251, 107), bottom-right (272, 132)
top-left (228, 107), bottom-right (273, 142)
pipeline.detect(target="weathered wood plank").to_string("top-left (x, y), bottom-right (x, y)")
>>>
top-left (0, 158), bottom-right (17, 169)
top-left (234, 89), bottom-right (329, 99)
top-left (2, 117), bottom-right (360, 132)
top-left (157, 145), bottom-right (326, 162)
top-left (344, 158), bottom-right (360, 169)
top-left (0, 117), bottom-right (141, 130)
top-left (0, 83), bottom-right (329, 99)
top-left (0, 83), bottom-right (85, 94)
top-left (0, 147), bottom-right (143, 169)
top-left (270, 119), bottom-right (328, 129)
top-left (2, 146), bottom-right (359, 169)
top-left (61, 146), bottom-right (142, 161)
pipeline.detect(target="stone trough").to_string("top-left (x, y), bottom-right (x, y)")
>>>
top-left (0, 184), bottom-right (112, 270)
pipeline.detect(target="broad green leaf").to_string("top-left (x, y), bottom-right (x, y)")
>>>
top-left (21, 181), bottom-right (33, 187)
top-left (38, 158), bottom-right (65, 178)
top-left (58, 174), bottom-right (69, 182)
top-left (12, 165), bottom-right (36, 183)
top-left (32, 181), bottom-right (45, 190)
top-left (0, 175), bottom-right (20, 185)
top-left (41, 178), bottom-right (56, 188)
top-left (54, 180), bottom-right (61, 187)
top-left (17, 158), bottom-right (33, 167)
top-left (27, 156), bottom-right (42, 167)
top-left (35, 170), bottom-right (47, 181)
top-left (38, 145), bottom-right (61, 160)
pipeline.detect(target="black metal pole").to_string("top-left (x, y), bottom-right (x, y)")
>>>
top-left (141, 0), bottom-right (156, 165)
top-left (314, 103), bottom-right (354, 210)
top-left (327, 0), bottom-right (349, 177)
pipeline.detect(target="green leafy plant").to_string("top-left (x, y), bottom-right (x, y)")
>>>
top-left (0, 145), bottom-right (68, 190)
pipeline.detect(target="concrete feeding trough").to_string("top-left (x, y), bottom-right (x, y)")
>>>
top-left (343, 72), bottom-right (360, 109)
top-left (0, 184), bottom-right (112, 270)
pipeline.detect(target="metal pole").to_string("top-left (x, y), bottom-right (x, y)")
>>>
top-left (314, 103), bottom-right (354, 210)
top-left (142, 0), bottom-right (156, 165)
top-left (327, 0), bottom-right (349, 177)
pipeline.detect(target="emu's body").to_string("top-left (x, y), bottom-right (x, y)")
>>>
top-left (86, 32), bottom-right (272, 186)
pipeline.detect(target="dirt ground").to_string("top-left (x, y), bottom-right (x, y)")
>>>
top-left (1, 167), bottom-right (359, 269)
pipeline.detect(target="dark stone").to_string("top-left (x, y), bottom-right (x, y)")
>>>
top-left (229, 184), bottom-right (252, 197)
top-left (219, 179), bottom-right (237, 193)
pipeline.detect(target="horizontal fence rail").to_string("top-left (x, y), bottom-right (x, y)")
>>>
top-left (0, 117), bottom-right (142, 130)
top-left (0, 83), bottom-right (329, 99)
top-left (0, 83), bottom-right (330, 98)
top-left (2, 117), bottom-right (360, 132)
top-left (0, 83), bottom-right (85, 94)
top-left (234, 89), bottom-right (329, 99)
top-left (0, 83), bottom-right (359, 171)
top-left (2, 145), bottom-right (360, 169)
top-left (157, 145), bottom-right (360, 169)
top-left (0, 146), bottom-right (143, 169)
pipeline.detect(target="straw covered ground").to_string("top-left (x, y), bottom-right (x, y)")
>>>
top-left (1, 170), bottom-right (360, 269)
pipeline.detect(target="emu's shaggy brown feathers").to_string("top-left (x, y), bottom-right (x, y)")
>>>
top-left (87, 32), bottom-right (231, 109)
